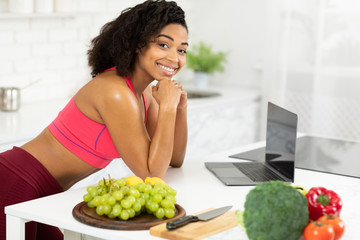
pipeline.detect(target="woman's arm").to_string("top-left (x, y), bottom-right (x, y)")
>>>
top-left (145, 82), bottom-right (187, 168)
top-left (169, 84), bottom-right (187, 167)
top-left (170, 106), bottom-right (187, 167)
top-left (98, 78), bottom-right (182, 179)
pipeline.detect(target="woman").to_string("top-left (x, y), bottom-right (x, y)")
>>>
top-left (0, 0), bottom-right (188, 239)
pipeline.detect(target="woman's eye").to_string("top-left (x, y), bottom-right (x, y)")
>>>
top-left (159, 43), bottom-right (169, 48)
top-left (178, 49), bottom-right (187, 54)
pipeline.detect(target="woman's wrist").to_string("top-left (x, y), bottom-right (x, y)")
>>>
top-left (159, 104), bottom-right (178, 114)
top-left (177, 105), bottom-right (187, 112)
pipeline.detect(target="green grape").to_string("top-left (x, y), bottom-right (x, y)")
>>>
top-left (87, 186), bottom-right (98, 197)
top-left (96, 205), bottom-right (105, 216)
top-left (140, 193), bottom-right (150, 201)
top-left (129, 188), bottom-right (140, 198)
top-left (148, 202), bottom-right (159, 212)
top-left (152, 194), bottom-right (162, 203)
top-left (137, 198), bottom-right (146, 206)
top-left (107, 196), bottom-right (116, 205)
top-left (87, 200), bottom-right (95, 208)
top-left (164, 208), bottom-right (175, 218)
top-left (121, 186), bottom-right (130, 194)
top-left (96, 187), bottom-right (106, 196)
top-left (107, 212), bottom-right (116, 219)
top-left (145, 200), bottom-right (152, 210)
top-left (160, 199), bottom-right (172, 208)
top-left (111, 182), bottom-right (120, 190)
top-left (127, 195), bottom-right (136, 205)
top-left (155, 208), bottom-right (165, 219)
top-left (87, 185), bottom-right (95, 193)
top-left (116, 178), bottom-right (127, 187)
top-left (143, 184), bottom-right (152, 193)
top-left (120, 209), bottom-right (130, 220)
top-left (83, 193), bottom-right (92, 202)
top-left (92, 196), bottom-right (101, 207)
top-left (165, 195), bottom-right (176, 204)
top-left (98, 179), bottom-right (105, 187)
top-left (166, 186), bottom-right (177, 196)
top-left (99, 195), bottom-right (109, 205)
top-left (154, 182), bottom-right (165, 189)
top-left (111, 204), bottom-right (122, 217)
top-left (133, 201), bottom-right (142, 212)
top-left (137, 183), bottom-right (147, 193)
top-left (121, 199), bottom-right (132, 209)
top-left (150, 188), bottom-right (158, 196)
top-left (158, 189), bottom-right (167, 198)
top-left (112, 190), bottom-right (124, 201)
top-left (102, 204), bottom-right (111, 215)
top-left (127, 208), bottom-right (136, 218)
top-left (105, 179), bottom-right (111, 186)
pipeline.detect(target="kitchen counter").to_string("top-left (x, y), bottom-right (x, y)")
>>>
top-left (5, 139), bottom-right (360, 240)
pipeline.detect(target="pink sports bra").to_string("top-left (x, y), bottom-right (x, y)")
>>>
top-left (48, 70), bottom-right (147, 169)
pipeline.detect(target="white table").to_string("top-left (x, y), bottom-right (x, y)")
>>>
top-left (5, 141), bottom-right (360, 240)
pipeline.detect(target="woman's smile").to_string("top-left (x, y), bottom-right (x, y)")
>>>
top-left (157, 62), bottom-right (178, 76)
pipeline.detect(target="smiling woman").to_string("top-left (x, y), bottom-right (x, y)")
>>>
top-left (0, 1), bottom-right (189, 239)
top-left (136, 24), bottom-right (188, 81)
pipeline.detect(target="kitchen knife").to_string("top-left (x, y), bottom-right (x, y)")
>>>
top-left (166, 205), bottom-right (232, 230)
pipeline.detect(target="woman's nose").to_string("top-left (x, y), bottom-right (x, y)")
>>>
top-left (167, 49), bottom-right (179, 63)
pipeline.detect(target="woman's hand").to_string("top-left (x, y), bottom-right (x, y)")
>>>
top-left (175, 82), bottom-right (187, 110)
top-left (151, 80), bottom-right (183, 109)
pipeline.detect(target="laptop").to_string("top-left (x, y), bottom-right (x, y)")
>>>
top-left (205, 102), bottom-right (298, 186)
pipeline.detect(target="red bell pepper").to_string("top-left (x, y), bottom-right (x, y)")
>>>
top-left (305, 187), bottom-right (343, 221)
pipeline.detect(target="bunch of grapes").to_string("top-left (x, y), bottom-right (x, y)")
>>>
top-left (82, 176), bottom-right (177, 220)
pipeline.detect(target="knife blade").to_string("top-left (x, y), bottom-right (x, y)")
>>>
top-left (166, 205), bottom-right (232, 230)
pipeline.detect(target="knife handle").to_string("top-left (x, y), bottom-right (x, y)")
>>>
top-left (166, 215), bottom-right (199, 230)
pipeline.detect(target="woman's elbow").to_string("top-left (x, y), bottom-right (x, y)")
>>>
top-left (170, 158), bottom-right (184, 168)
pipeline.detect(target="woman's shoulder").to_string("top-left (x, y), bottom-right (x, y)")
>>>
top-left (74, 72), bottom-right (136, 123)
top-left (88, 72), bottom-right (135, 99)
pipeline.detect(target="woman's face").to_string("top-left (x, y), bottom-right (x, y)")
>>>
top-left (136, 24), bottom-right (188, 81)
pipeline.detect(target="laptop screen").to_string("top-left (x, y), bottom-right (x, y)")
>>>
top-left (265, 102), bottom-right (298, 180)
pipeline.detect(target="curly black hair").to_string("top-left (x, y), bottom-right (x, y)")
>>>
top-left (87, 0), bottom-right (188, 77)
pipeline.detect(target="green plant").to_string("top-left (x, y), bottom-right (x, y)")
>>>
top-left (243, 181), bottom-right (309, 240)
top-left (186, 41), bottom-right (227, 74)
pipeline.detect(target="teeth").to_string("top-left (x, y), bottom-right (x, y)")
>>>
top-left (159, 64), bottom-right (175, 72)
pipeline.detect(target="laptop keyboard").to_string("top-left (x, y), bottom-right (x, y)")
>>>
top-left (233, 162), bottom-right (284, 182)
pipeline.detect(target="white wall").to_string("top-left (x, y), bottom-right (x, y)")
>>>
top-left (177, 0), bottom-right (266, 88)
top-left (0, 0), bottom-right (267, 103)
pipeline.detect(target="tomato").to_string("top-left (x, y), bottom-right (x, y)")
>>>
top-left (319, 215), bottom-right (345, 240)
top-left (304, 221), bottom-right (335, 240)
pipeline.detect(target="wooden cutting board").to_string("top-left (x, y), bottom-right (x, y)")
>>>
top-left (149, 209), bottom-right (238, 240)
top-left (72, 201), bottom-right (186, 230)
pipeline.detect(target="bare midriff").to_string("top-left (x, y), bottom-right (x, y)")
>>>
top-left (21, 128), bottom-right (99, 190)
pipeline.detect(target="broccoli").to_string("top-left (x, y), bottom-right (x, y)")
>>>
top-left (243, 180), bottom-right (308, 240)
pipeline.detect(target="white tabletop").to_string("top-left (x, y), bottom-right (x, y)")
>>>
top-left (5, 140), bottom-right (360, 240)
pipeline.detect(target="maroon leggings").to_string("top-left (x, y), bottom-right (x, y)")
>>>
top-left (0, 147), bottom-right (64, 240)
